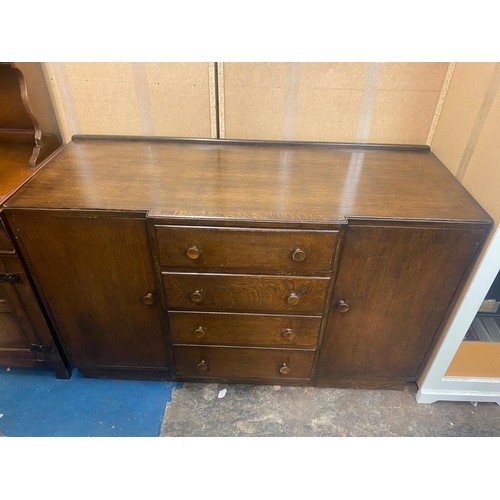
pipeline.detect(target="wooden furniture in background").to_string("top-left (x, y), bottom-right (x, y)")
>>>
top-left (3, 137), bottom-right (492, 387)
top-left (0, 63), bottom-right (61, 167)
top-left (0, 62), bottom-right (69, 377)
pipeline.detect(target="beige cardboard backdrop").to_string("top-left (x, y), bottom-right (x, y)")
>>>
top-left (43, 62), bottom-right (216, 143)
top-left (221, 62), bottom-right (451, 144)
top-left (43, 62), bottom-right (453, 145)
top-left (431, 62), bottom-right (500, 225)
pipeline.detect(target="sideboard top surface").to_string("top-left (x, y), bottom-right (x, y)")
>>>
top-left (4, 138), bottom-right (492, 225)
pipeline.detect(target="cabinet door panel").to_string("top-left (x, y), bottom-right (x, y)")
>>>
top-left (316, 224), bottom-right (486, 382)
top-left (0, 253), bottom-right (69, 375)
top-left (10, 213), bottom-right (168, 368)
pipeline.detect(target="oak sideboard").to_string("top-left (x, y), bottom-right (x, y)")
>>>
top-left (3, 136), bottom-right (492, 388)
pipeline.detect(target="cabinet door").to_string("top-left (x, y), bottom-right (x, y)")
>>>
top-left (9, 212), bottom-right (169, 369)
top-left (316, 224), bottom-right (487, 384)
top-left (0, 254), bottom-right (69, 377)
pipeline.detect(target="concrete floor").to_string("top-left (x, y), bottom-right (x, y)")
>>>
top-left (161, 382), bottom-right (500, 437)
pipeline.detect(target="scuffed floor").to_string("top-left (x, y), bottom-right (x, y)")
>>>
top-left (161, 383), bottom-right (500, 437)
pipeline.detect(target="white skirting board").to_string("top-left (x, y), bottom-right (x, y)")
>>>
top-left (417, 378), bottom-right (500, 404)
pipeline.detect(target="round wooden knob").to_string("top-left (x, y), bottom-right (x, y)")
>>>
top-left (186, 245), bottom-right (201, 260)
top-left (287, 292), bottom-right (300, 306)
top-left (194, 327), bottom-right (206, 339)
top-left (197, 360), bottom-right (208, 372)
top-left (292, 248), bottom-right (306, 262)
top-left (337, 300), bottom-right (350, 313)
top-left (279, 362), bottom-right (290, 375)
top-left (190, 290), bottom-right (203, 303)
top-left (141, 292), bottom-right (154, 306)
top-left (282, 328), bottom-right (295, 341)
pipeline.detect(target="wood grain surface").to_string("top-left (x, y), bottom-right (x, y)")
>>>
top-left (4, 138), bottom-right (492, 225)
top-left (0, 143), bottom-right (47, 205)
top-left (316, 224), bottom-right (488, 382)
top-left (155, 225), bottom-right (338, 273)
top-left (173, 345), bottom-right (315, 379)
top-left (162, 272), bottom-right (330, 314)
top-left (169, 311), bottom-right (322, 347)
top-left (0, 218), bottom-right (14, 252)
top-left (0, 64), bottom-right (33, 130)
top-left (9, 212), bottom-right (170, 369)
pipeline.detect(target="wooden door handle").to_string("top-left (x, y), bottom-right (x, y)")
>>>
top-left (287, 292), bottom-right (300, 306)
top-left (190, 290), bottom-right (203, 303)
top-left (141, 292), bottom-right (154, 306)
top-left (337, 300), bottom-right (349, 313)
top-left (279, 362), bottom-right (290, 375)
top-left (292, 248), bottom-right (306, 262)
top-left (193, 327), bottom-right (206, 339)
top-left (197, 359), bottom-right (208, 372)
top-left (186, 246), bottom-right (201, 260)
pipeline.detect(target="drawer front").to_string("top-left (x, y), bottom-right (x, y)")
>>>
top-left (162, 272), bottom-right (330, 313)
top-left (0, 219), bottom-right (14, 253)
top-left (174, 346), bottom-right (315, 380)
top-left (155, 225), bottom-right (338, 273)
top-left (169, 311), bottom-right (322, 347)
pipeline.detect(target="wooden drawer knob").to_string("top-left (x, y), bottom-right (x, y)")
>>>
top-left (190, 290), bottom-right (203, 303)
top-left (292, 248), bottom-right (306, 262)
top-left (186, 245), bottom-right (201, 260)
top-left (282, 328), bottom-right (295, 341)
top-left (287, 292), bottom-right (300, 306)
top-left (279, 362), bottom-right (290, 375)
top-left (193, 326), bottom-right (206, 339)
top-left (141, 292), bottom-right (154, 306)
top-left (197, 359), bottom-right (208, 372)
top-left (337, 300), bottom-right (350, 313)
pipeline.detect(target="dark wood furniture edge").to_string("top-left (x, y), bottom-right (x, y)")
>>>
top-left (312, 225), bottom-right (346, 381)
top-left (414, 225), bottom-right (492, 380)
top-left (146, 215), bottom-right (347, 230)
top-left (9, 64), bottom-right (41, 136)
top-left (1, 211), bottom-right (72, 378)
top-left (346, 217), bottom-right (494, 228)
top-left (29, 133), bottom-right (62, 167)
top-left (80, 366), bottom-right (174, 381)
top-left (315, 377), bottom-right (413, 390)
top-left (0, 130), bottom-right (38, 143)
top-left (4, 63), bottom-right (62, 167)
top-left (172, 375), bottom-right (313, 386)
top-left (0, 144), bottom-right (65, 207)
top-left (0, 352), bottom-right (70, 378)
top-left (71, 134), bottom-right (431, 152)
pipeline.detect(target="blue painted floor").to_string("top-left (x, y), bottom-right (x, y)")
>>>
top-left (0, 366), bottom-right (181, 437)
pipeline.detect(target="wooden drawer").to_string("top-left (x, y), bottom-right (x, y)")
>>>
top-left (169, 311), bottom-right (322, 347)
top-left (0, 219), bottom-right (14, 253)
top-left (162, 272), bottom-right (330, 314)
top-left (173, 345), bottom-right (315, 380)
top-left (155, 225), bottom-right (338, 274)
